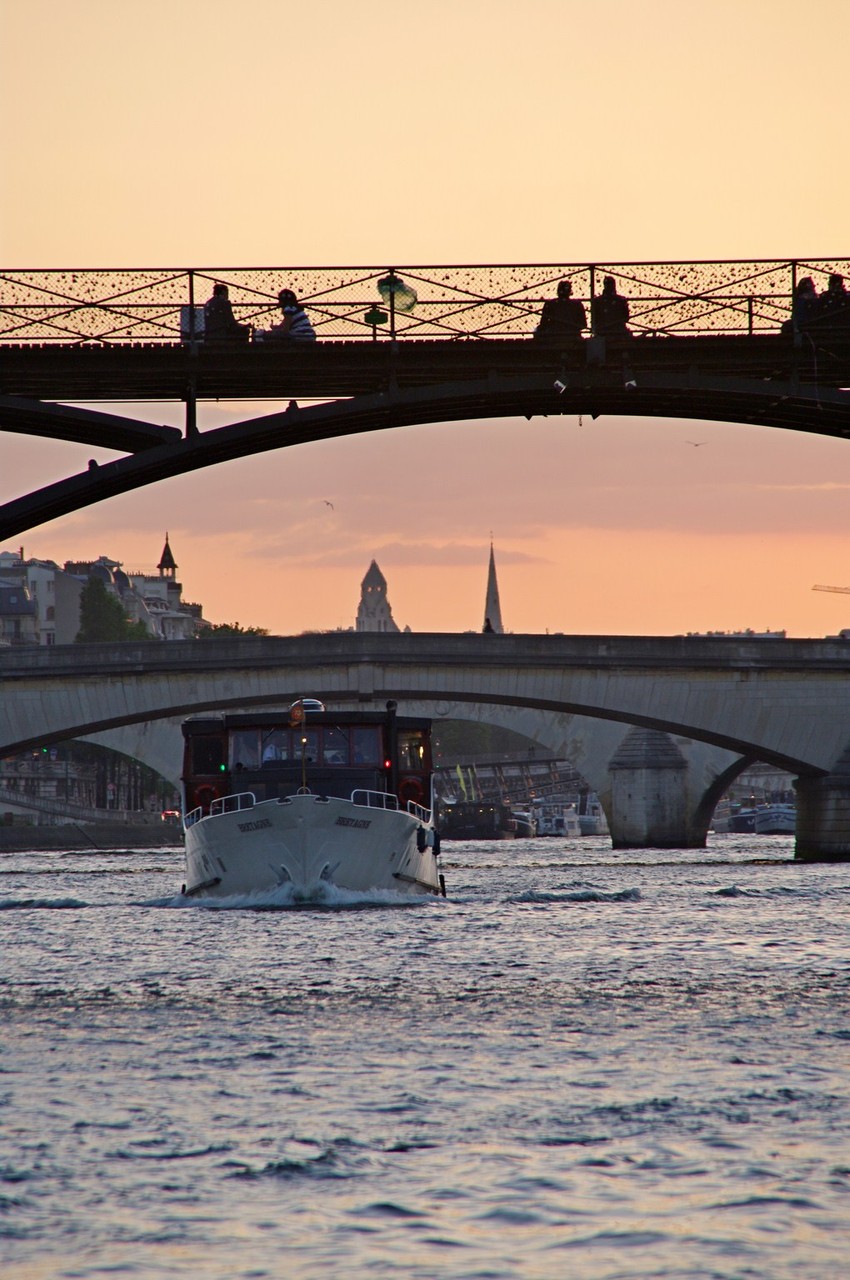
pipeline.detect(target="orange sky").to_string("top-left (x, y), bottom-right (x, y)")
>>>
top-left (3, 0), bottom-right (850, 638)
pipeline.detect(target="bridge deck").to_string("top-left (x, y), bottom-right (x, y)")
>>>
top-left (2, 333), bottom-right (848, 402)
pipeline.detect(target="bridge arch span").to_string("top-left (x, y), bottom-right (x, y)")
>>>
top-left (0, 677), bottom-right (825, 779)
top-left (3, 372), bottom-right (849, 541)
top-left (86, 693), bottom-right (753, 853)
top-left (1, 633), bottom-right (843, 780)
top-left (8, 631), bottom-right (841, 851)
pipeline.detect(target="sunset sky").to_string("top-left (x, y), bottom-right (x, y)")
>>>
top-left (3, 0), bottom-right (850, 638)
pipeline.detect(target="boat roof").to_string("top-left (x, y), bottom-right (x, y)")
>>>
top-left (182, 709), bottom-right (432, 736)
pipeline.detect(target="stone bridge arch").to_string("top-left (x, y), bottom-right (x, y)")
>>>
top-left (2, 632), bottom-right (848, 856)
top-left (91, 696), bottom-right (751, 850)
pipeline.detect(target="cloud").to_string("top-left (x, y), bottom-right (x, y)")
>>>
top-left (752, 481), bottom-right (850, 493)
top-left (256, 539), bottom-right (546, 569)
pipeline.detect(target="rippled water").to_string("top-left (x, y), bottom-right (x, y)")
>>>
top-left (2, 835), bottom-right (849, 1279)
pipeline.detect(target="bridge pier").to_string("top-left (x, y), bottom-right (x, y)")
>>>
top-left (607, 727), bottom-right (698, 848)
top-left (794, 766), bottom-right (850, 861)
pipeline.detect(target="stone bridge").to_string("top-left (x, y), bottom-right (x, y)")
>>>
top-left (2, 632), bottom-right (849, 858)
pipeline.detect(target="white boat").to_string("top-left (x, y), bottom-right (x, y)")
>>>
top-left (180, 700), bottom-right (444, 900)
top-left (533, 803), bottom-right (582, 837)
top-left (753, 803), bottom-right (796, 835)
top-left (577, 793), bottom-right (608, 836)
top-left (728, 806), bottom-right (757, 833)
top-left (512, 810), bottom-right (537, 837)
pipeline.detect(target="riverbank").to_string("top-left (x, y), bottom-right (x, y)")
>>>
top-left (0, 823), bottom-right (182, 852)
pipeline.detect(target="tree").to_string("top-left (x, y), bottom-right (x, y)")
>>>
top-left (197, 621), bottom-right (269, 639)
top-left (75, 577), bottom-right (149, 643)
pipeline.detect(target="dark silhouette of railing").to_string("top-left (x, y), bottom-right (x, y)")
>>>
top-left (2, 259), bottom-right (848, 344)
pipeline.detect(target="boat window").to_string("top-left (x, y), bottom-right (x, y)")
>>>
top-left (322, 726), bottom-right (350, 765)
top-left (398, 730), bottom-right (426, 771)
top-left (261, 728), bottom-right (291, 763)
top-left (230, 729), bottom-right (260, 770)
top-left (352, 726), bottom-right (381, 765)
top-left (191, 736), bottom-right (225, 774)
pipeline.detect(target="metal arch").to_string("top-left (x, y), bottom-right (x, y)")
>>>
top-left (2, 373), bottom-right (850, 542)
top-left (0, 394), bottom-right (182, 451)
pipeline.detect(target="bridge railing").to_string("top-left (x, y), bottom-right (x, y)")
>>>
top-left (1, 260), bottom-right (847, 345)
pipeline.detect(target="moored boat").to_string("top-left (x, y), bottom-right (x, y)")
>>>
top-left (532, 802), bottom-right (582, 837)
top-left (180, 700), bottom-right (444, 899)
top-left (753, 803), bottom-right (796, 835)
top-left (512, 810), bottom-right (537, 838)
top-left (728, 806), bottom-right (758, 833)
top-left (438, 799), bottom-right (518, 840)
top-left (577, 792), bottom-right (608, 836)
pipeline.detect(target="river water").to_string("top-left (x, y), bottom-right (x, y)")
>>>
top-left (2, 835), bottom-right (849, 1279)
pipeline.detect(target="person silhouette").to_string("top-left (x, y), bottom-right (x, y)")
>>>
top-left (267, 289), bottom-right (316, 343)
top-left (534, 280), bottom-right (587, 344)
top-left (818, 273), bottom-right (850, 331)
top-left (792, 277), bottom-right (819, 330)
top-left (591, 276), bottom-right (630, 338)
top-left (203, 283), bottom-right (249, 342)
top-left (781, 277), bottom-right (820, 339)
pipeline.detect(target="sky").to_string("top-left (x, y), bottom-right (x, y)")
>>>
top-left (2, 0), bottom-right (850, 638)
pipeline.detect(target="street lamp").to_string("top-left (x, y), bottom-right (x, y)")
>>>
top-left (363, 305), bottom-right (388, 340)
top-left (376, 272), bottom-right (417, 340)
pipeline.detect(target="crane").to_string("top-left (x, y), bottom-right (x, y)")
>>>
top-left (813, 584), bottom-right (850, 594)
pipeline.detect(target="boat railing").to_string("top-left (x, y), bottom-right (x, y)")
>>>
top-left (351, 788), bottom-right (399, 812)
top-left (210, 791), bottom-right (256, 817)
top-left (184, 790), bottom-right (257, 828)
top-left (405, 799), bottom-right (433, 823)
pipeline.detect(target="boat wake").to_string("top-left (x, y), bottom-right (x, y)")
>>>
top-left (0, 895), bottom-right (90, 910)
top-left (152, 880), bottom-right (441, 912)
top-left (512, 887), bottom-right (642, 905)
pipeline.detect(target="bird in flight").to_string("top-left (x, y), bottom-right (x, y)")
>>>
top-left (686, 440), bottom-right (707, 447)
top-left (323, 500), bottom-right (334, 509)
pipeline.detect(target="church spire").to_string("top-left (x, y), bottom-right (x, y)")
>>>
top-left (483, 540), bottom-right (504, 633)
top-left (158, 532), bottom-right (177, 579)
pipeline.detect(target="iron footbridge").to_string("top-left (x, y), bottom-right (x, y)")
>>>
top-left (2, 259), bottom-right (850, 538)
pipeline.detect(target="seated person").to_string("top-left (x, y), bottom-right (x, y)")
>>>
top-left (261, 288), bottom-right (317, 343)
top-left (203, 283), bottom-right (250, 342)
top-left (261, 729), bottom-right (290, 764)
top-left (534, 280), bottom-right (586, 344)
top-left (591, 276), bottom-right (631, 338)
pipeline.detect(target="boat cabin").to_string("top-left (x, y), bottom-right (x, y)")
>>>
top-left (182, 703), bottom-right (434, 818)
